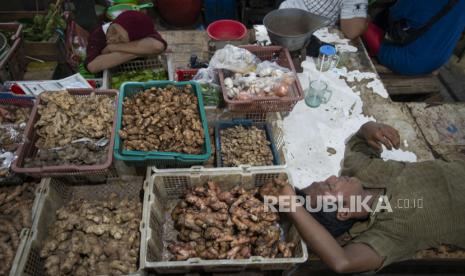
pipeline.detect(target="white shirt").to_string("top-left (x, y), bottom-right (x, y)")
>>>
top-left (280, 0), bottom-right (368, 25)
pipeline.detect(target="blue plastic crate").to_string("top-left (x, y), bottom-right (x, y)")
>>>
top-left (215, 119), bottom-right (281, 167)
top-left (114, 81), bottom-right (212, 167)
top-left (0, 92), bottom-right (35, 106)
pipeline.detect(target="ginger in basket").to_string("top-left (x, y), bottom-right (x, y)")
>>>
top-left (0, 182), bottom-right (38, 275)
top-left (35, 90), bottom-right (114, 149)
top-left (119, 85), bottom-right (205, 154)
top-left (40, 193), bottom-right (141, 275)
top-left (168, 180), bottom-right (295, 261)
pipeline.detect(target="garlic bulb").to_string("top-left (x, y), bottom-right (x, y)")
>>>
top-left (224, 77), bottom-right (234, 88)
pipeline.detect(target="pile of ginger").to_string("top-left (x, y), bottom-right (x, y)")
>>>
top-left (119, 84), bottom-right (205, 154)
top-left (40, 193), bottom-right (141, 276)
top-left (168, 180), bottom-right (295, 261)
top-left (35, 90), bottom-right (114, 149)
top-left (0, 183), bottom-right (37, 275)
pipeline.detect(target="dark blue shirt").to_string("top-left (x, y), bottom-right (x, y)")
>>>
top-left (378, 0), bottom-right (465, 75)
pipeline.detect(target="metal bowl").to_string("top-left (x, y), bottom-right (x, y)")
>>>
top-left (263, 8), bottom-right (330, 51)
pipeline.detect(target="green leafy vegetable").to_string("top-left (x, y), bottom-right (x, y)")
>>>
top-left (111, 68), bottom-right (168, 89)
top-left (200, 83), bottom-right (221, 106)
top-left (23, 1), bottom-right (66, 42)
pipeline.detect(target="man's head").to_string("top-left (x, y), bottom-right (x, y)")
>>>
top-left (303, 175), bottom-right (369, 236)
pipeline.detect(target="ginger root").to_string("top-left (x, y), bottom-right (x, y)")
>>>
top-left (36, 90), bottom-right (114, 149)
top-left (168, 180), bottom-right (295, 261)
top-left (26, 90), bottom-right (114, 167)
top-left (120, 85), bottom-right (205, 154)
top-left (0, 182), bottom-right (38, 275)
top-left (40, 193), bottom-right (141, 275)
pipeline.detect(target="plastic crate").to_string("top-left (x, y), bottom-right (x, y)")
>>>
top-left (218, 45), bottom-right (304, 113)
top-left (13, 176), bottom-right (147, 276)
top-left (215, 119), bottom-right (281, 167)
top-left (0, 92), bottom-right (35, 105)
top-left (0, 93), bottom-right (34, 186)
top-left (150, 109), bottom-right (287, 173)
top-left (11, 89), bottom-right (118, 177)
top-left (8, 229), bottom-right (30, 276)
top-left (175, 68), bottom-right (199, 81)
top-left (141, 169), bottom-right (308, 274)
top-left (114, 81), bottom-right (212, 167)
top-left (102, 54), bottom-right (175, 89)
top-left (0, 23), bottom-right (26, 82)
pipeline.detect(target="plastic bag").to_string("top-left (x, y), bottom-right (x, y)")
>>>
top-left (209, 45), bottom-right (260, 74)
top-left (0, 124), bottom-right (24, 173)
top-left (0, 124), bottom-right (26, 153)
top-left (223, 60), bottom-right (296, 100)
top-left (192, 68), bottom-right (218, 85)
top-left (0, 152), bottom-right (15, 172)
top-left (256, 61), bottom-right (291, 76)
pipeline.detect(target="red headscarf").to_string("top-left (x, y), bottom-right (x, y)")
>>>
top-left (85, 11), bottom-right (167, 69)
top-left (112, 10), bottom-right (156, 41)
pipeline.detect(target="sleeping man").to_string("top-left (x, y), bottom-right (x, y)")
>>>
top-left (274, 122), bottom-right (465, 273)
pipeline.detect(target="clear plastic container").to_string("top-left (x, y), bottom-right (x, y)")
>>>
top-left (316, 45), bottom-right (339, 72)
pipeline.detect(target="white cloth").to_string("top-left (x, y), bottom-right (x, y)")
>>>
top-left (279, 0), bottom-right (368, 25)
top-left (102, 22), bottom-right (111, 35)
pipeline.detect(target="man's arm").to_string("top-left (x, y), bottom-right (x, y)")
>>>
top-left (340, 0), bottom-right (369, 39)
top-left (87, 51), bottom-right (138, 73)
top-left (103, 37), bottom-right (165, 56)
top-left (341, 18), bottom-right (368, 39)
top-left (282, 187), bottom-right (383, 273)
top-left (342, 122), bottom-right (405, 187)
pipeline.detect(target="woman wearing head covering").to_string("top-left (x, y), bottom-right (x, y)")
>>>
top-left (85, 10), bottom-right (167, 73)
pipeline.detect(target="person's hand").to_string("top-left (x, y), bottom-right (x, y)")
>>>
top-left (276, 179), bottom-right (296, 197)
top-left (359, 122), bottom-right (400, 151)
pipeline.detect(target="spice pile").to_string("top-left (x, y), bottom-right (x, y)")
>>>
top-left (40, 193), bottom-right (141, 275)
top-left (168, 180), bottom-right (295, 261)
top-left (0, 182), bottom-right (38, 275)
top-left (220, 125), bottom-right (274, 167)
top-left (119, 85), bottom-right (205, 154)
top-left (24, 90), bottom-right (114, 167)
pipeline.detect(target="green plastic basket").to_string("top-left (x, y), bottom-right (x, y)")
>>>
top-left (114, 81), bottom-right (212, 167)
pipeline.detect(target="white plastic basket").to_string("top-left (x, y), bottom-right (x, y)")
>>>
top-left (141, 169), bottom-right (308, 274)
top-left (102, 53), bottom-right (175, 89)
top-left (9, 229), bottom-right (30, 276)
top-left (14, 176), bottom-right (147, 276)
top-left (150, 108), bottom-right (288, 173)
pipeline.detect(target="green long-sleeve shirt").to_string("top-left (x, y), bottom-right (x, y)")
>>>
top-left (341, 134), bottom-right (465, 269)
